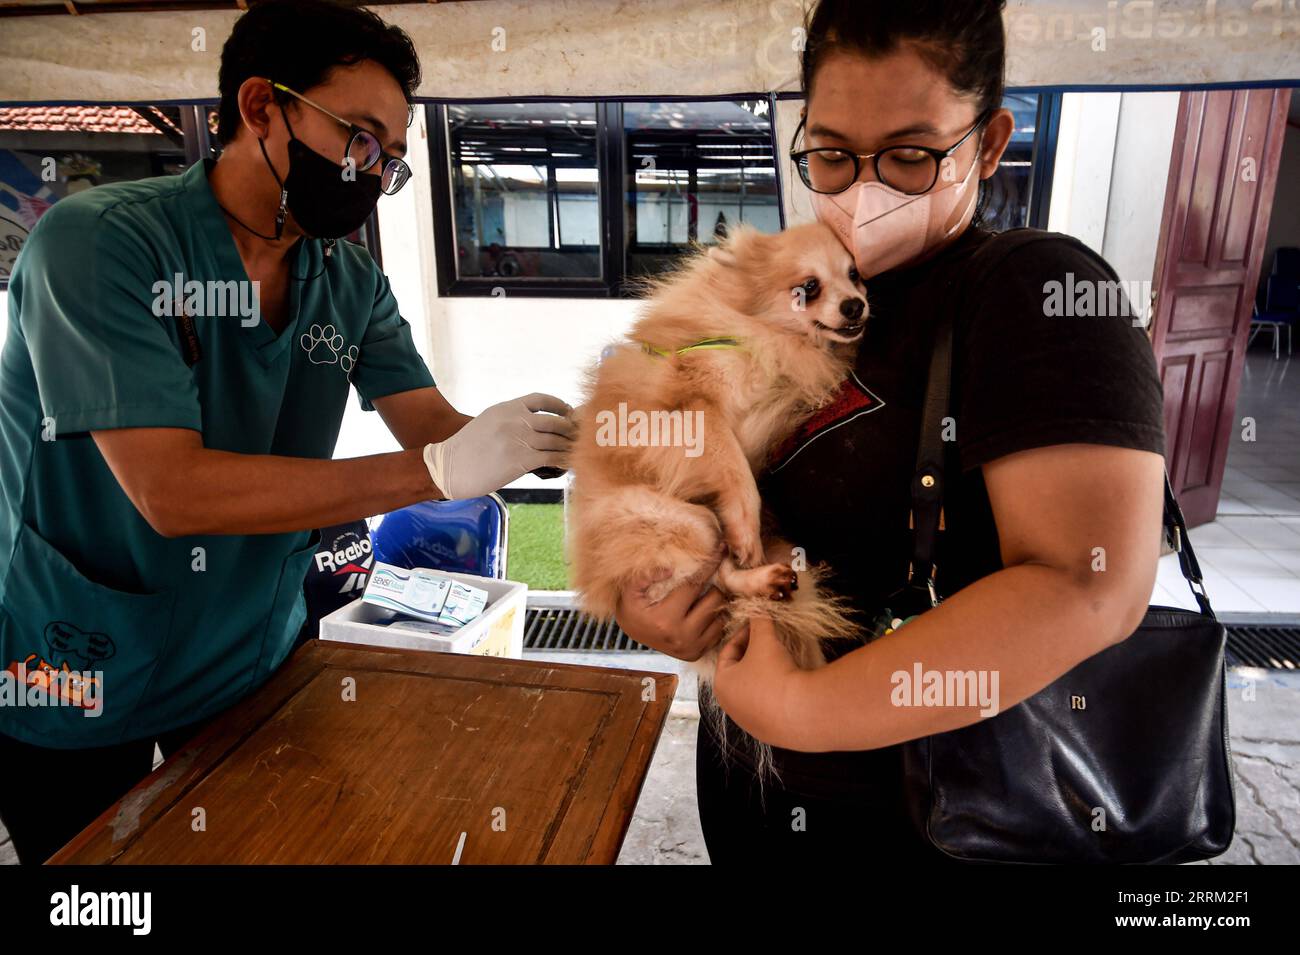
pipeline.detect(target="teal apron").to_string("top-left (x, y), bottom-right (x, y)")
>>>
top-left (0, 160), bottom-right (434, 748)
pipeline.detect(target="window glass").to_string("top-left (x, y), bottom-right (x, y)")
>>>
top-left (447, 102), bottom-right (600, 280)
top-left (430, 94), bottom-right (1057, 297)
top-left (625, 99), bottom-right (779, 280)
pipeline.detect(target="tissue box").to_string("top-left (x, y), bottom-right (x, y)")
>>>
top-left (361, 561), bottom-right (490, 629)
top-left (362, 563), bottom-right (455, 622)
top-left (320, 569), bottom-right (527, 658)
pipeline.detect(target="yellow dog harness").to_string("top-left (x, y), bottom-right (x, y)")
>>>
top-left (638, 337), bottom-right (744, 358)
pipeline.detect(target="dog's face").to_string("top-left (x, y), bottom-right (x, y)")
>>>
top-left (779, 223), bottom-right (870, 344)
top-left (706, 222), bottom-right (869, 345)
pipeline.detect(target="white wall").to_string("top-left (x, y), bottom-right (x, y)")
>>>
top-left (777, 96), bottom-right (816, 228)
top-left (1048, 91), bottom-right (1122, 252)
top-left (1048, 90), bottom-right (1181, 320)
top-left (333, 108), bottom-right (643, 490)
top-left (1101, 90), bottom-right (1183, 303)
top-left (335, 108), bottom-right (436, 460)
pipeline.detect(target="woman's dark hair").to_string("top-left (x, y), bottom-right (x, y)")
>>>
top-left (799, 0), bottom-right (1007, 225)
top-left (217, 0), bottom-right (421, 145)
top-left (800, 0), bottom-right (1006, 114)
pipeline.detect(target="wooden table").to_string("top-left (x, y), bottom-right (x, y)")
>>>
top-left (48, 641), bottom-right (677, 865)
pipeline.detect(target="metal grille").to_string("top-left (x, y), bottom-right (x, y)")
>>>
top-left (526, 610), bottom-right (1300, 668)
top-left (524, 607), bottom-right (650, 652)
top-left (1226, 625), bottom-right (1300, 670)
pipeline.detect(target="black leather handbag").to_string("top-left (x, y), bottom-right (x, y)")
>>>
top-left (892, 238), bottom-right (1236, 865)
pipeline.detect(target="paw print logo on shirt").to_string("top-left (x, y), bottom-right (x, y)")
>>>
top-left (301, 324), bottom-right (359, 377)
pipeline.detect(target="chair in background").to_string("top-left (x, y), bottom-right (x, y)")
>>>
top-left (1249, 249), bottom-right (1299, 359)
top-left (368, 493), bottom-right (510, 580)
top-left (1271, 245), bottom-right (1299, 278)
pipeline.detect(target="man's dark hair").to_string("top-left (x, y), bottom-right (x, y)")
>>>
top-left (800, 0), bottom-right (1006, 227)
top-left (217, 0), bottom-right (421, 145)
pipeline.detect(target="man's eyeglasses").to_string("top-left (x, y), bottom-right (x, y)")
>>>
top-left (790, 109), bottom-right (992, 196)
top-left (271, 81), bottom-right (412, 196)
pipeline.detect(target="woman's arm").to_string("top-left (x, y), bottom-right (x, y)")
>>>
top-left (711, 442), bottom-right (1165, 751)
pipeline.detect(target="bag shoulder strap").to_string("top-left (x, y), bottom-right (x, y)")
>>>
top-left (907, 228), bottom-right (1216, 618)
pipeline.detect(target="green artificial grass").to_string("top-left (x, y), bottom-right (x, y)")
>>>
top-left (505, 503), bottom-right (569, 590)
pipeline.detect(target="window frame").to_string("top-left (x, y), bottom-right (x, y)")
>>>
top-left (1024, 91), bottom-right (1062, 230)
top-left (428, 92), bottom-right (1060, 299)
top-left (427, 96), bottom-right (788, 299)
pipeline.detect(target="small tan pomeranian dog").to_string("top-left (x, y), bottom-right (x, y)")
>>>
top-left (564, 222), bottom-right (868, 752)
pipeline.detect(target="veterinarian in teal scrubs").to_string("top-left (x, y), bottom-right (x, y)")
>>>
top-left (0, 0), bottom-right (573, 865)
top-left (0, 158), bottom-right (421, 747)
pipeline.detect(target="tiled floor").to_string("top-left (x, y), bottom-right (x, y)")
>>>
top-left (1154, 350), bottom-right (1300, 613)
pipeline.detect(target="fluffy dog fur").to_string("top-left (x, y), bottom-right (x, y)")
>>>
top-left (563, 222), bottom-right (869, 775)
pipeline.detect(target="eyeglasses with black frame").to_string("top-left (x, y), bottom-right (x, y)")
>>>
top-left (271, 81), bottom-right (413, 196)
top-left (790, 108), bottom-right (992, 196)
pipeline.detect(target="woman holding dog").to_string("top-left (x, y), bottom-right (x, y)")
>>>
top-left (615, 0), bottom-right (1167, 863)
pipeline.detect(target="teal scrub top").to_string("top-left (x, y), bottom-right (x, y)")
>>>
top-left (0, 159), bottom-right (435, 748)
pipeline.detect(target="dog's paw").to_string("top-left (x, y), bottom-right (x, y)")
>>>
top-left (720, 562), bottom-right (797, 600)
top-left (757, 563), bottom-right (798, 600)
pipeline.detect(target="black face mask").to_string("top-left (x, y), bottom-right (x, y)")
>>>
top-left (258, 106), bottom-right (381, 240)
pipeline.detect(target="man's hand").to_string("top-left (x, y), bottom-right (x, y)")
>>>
top-left (422, 392), bottom-right (575, 500)
top-left (614, 544), bottom-right (729, 662)
top-left (711, 613), bottom-right (803, 747)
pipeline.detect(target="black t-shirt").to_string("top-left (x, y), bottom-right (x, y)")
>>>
top-left (707, 224), bottom-right (1167, 801)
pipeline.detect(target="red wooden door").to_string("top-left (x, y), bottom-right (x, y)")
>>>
top-left (1150, 88), bottom-right (1291, 527)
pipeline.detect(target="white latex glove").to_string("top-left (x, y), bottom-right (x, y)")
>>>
top-left (423, 392), bottom-right (576, 500)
